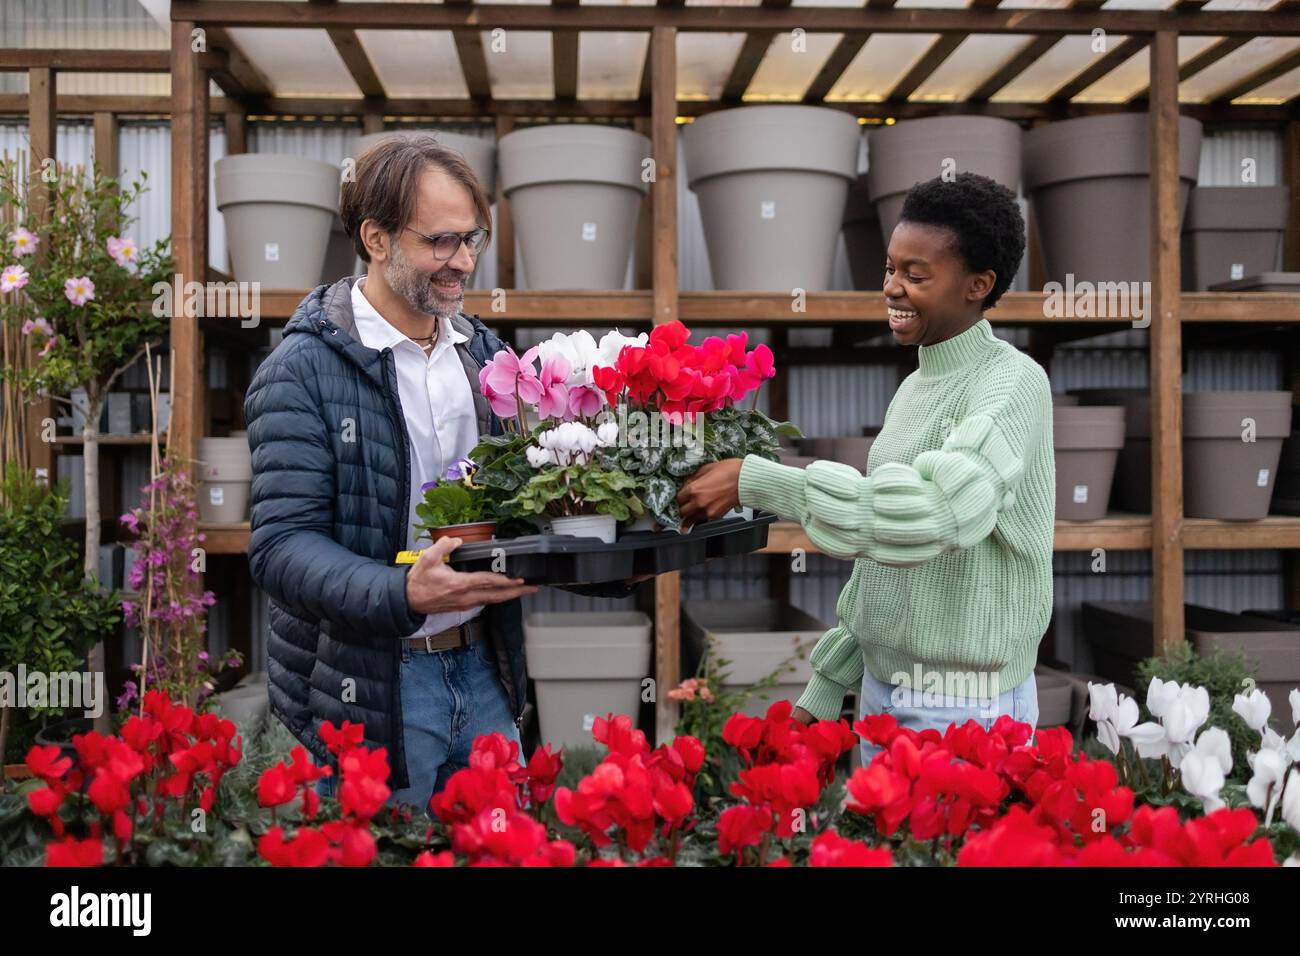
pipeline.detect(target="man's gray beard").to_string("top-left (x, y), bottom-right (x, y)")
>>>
top-left (385, 238), bottom-right (465, 320)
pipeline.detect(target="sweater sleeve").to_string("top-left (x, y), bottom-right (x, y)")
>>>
top-left (792, 624), bottom-right (864, 721)
top-left (738, 362), bottom-right (1046, 567)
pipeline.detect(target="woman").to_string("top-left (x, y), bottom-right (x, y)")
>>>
top-left (677, 172), bottom-right (1055, 762)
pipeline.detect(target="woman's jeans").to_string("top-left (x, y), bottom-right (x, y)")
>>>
top-left (316, 635), bottom-right (521, 815)
top-left (857, 666), bottom-right (1039, 767)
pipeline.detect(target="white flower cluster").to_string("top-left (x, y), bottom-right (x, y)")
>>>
top-left (536, 329), bottom-right (647, 388)
top-left (526, 420), bottom-right (620, 468)
top-left (1090, 679), bottom-right (1300, 851)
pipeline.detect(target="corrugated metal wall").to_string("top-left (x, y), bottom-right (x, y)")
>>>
top-left (2, 112), bottom-right (1291, 673)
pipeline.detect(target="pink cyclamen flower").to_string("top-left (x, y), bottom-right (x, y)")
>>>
top-left (9, 227), bottom-right (37, 256)
top-left (479, 363), bottom-right (521, 419)
top-left (483, 346), bottom-right (543, 406)
top-left (64, 276), bottom-right (95, 306)
top-left (21, 316), bottom-right (52, 337)
top-left (106, 236), bottom-right (138, 267)
top-left (1, 263), bottom-right (29, 293)
top-left (537, 354), bottom-right (572, 421)
top-left (567, 385), bottom-right (604, 419)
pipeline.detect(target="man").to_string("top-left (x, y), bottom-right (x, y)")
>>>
top-left (245, 135), bottom-right (629, 811)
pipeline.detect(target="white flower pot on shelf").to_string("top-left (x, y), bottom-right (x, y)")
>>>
top-left (550, 513), bottom-right (617, 544)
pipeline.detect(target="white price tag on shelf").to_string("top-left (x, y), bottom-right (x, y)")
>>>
top-left (760, 200), bottom-right (776, 219)
top-left (581, 222), bottom-right (597, 242)
top-left (1230, 263), bottom-right (1245, 280)
top-left (1073, 484), bottom-right (1088, 504)
top-left (209, 486), bottom-right (225, 506)
top-left (582, 713), bottom-right (596, 732)
top-left (264, 242), bottom-right (280, 262)
top-left (1257, 468), bottom-right (1270, 487)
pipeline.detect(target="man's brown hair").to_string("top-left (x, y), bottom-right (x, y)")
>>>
top-left (339, 133), bottom-right (493, 263)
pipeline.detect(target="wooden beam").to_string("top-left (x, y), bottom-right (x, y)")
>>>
top-left (445, 0), bottom-right (493, 101)
top-left (92, 111), bottom-right (119, 179)
top-left (1211, 46), bottom-right (1300, 103)
top-left (312, 0), bottom-right (386, 98)
top-left (1286, 121), bottom-right (1300, 271)
top-left (0, 49), bottom-right (223, 72)
top-left (223, 110), bottom-right (248, 155)
top-left (26, 67), bottom-right (55, 485)
top-left (652, 26), bottom-right (678, 326)
top-left (1149, 30), bottom-right (1185, 652)
top-left (494, 115), bottom-right (516, 289)
top-left (885, 0), bottom-right (1000, 102)
top-left (721, 0), bottom-right (790, 102)
top-left (169, 20), bottom-right (209, 466)
top-left (1049, 35), bottom-right (1149, 103)
top-left (203, 25), bottom-right (272, 103)
top-left (169, 2), bottom-right (1300, 37)
top-left (552, 0), bottom-right (580, 101)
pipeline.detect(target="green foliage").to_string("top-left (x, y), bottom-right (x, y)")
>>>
top-left (503, 461), bottom-right (644, 521)
top-left (1136, 642), bottom-right (1258, 781)
top-left (0, 159), bottom-right (172, 404)
top-left (467, 432), bottom-right (536, 519)
top-left (414, 480), bottom-right (488, 535)
top-left (0, 466), bottom-right (120, 760)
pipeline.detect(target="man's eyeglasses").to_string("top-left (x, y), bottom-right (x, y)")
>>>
top-left (404, 226), bottom-right (490, 261)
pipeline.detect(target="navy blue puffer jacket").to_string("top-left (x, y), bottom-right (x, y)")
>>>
top-left (244, 277), bottom-right (527, 790)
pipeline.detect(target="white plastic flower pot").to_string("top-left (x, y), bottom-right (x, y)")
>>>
top-left (684, 105), bottom-right (860, 291)
top-left (549, 513), bottom-right (617, 543)
top-left (198, 436), bottom-right (252, 523)
top-left (214, 153), bottom-right (341, 288)
top-left (523, 612), bottom-right (653, 750)
top-left (498, 124), bottom-right (650, 289)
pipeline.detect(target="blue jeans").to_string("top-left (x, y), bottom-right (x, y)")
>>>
top-left (857, 666), bottom-right (1039, 767)
top-left (316, 636), bottom-right (521, 815)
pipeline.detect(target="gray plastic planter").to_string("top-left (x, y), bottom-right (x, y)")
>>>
top-left (355, 129), bottom-right (497, 197)
top-left (1023, 113), bottom-right (1203, 285)
top-left (198, 436), bottom-right (252, 522)
top-left (1183, 391), bottom-right (1292, 519)
top-left (1182, 186), bottom-right (1288, 291)
top-left (215, 153), bottom-right (340, 288)
top-left (1084, 602), bottom-right (1300, 728)
top-left (498, 124), bottom-right (650, 289)
top-left (1209, 272), bottom-right (1300, 293)
top-left (1053, 405), bottom-right (1125, 521)
top-left (868, 116), bottom-right (1022, 249)
top-left (1072, 388), bottom-right (1152, 513)
top-left (684, 106), bottom-right (859, 291)
top-left (1273, 404), bottom-right (1300, 515)
top-left (682, 599), bottom-right (829, 718)
top-left (320, 214), bottom-right (358, 285)
top-left (522, 611), bottom-right (652, 749)
top-left (842, 174), bottom-right (886, 290)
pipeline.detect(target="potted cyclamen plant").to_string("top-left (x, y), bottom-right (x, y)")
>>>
top-left (414, 457), bottom-right (498, 544)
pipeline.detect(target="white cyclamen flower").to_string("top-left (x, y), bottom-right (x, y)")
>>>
top-left (1233, 689), bottom-right (1272, 733)
top-left (1282, 769), bottom-right (1300, 834)
top-left (597, 329), bottom-right (648, 367)
top-left (1163, 684), bottom-right (1211, 745)
top-left (1179, 727), bottom-right (1233, 813)
top-left (1090, 683), bottom-right (1141, 756)
top-left (1146, 676), bottom-right (1181, 720)
top-left (596, 420), bottom-right (619, 448)
top-left (526, 445), bottom-right (556, 469)
top-left (539, 330), bottom-right (602, 387)
top-left (1246, 747), bottom-right (1288, 822)
top-left (1290, 688), bottom-right (1300, 728)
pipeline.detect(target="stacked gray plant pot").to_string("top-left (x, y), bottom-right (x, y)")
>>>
top-left (1182, 185), bottom-right (1289, 291)
top-left (685, 105), bottom-right (860, 291)
top-left (1023, 113), bottom-right (1203, 285)
top-left (215, 154), bottom-right (341, 288)
top-left (498, 124), bottom-right (650, 289)
top-left (867, 116), bottom-right (1023, 249)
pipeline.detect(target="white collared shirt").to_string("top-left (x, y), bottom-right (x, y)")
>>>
top-left (350, 277), bottom-right (483, 639)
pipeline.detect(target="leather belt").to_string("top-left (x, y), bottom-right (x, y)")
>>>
top-left (403, 619), bottom-right (485, 654)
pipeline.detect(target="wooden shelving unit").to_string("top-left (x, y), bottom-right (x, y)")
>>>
top-left (9, 2), bottom-right (1300, 741)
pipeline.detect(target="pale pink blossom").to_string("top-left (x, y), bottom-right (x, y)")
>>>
top-left (1, 263), bottom-right (29, 292)
top-left (106, 235), bottom-right (138, 267)
top-left (9, 227), bottom-right (37, 256)
top-left (64, 275), bottom-right (95, 306)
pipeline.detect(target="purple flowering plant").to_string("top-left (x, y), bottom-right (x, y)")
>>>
top-left (413, 457), bottom-right (493, 537)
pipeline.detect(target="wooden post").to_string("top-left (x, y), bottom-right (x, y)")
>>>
top-left (1285, 122), bottom-right (1300, 272)
top-left (170, 20), bottom-right (209, 467)
top-left (223, 109), bottom-right (247, 156)
top-left (650, 26), bottom-right (681, 744)
top-left (1149, 30), bottom-right (1185, 651)
top-left (362, 108), bottom-right (384, 136)
top-left (494, 115), bottom-right (516, 290)
top-left (92, 111), bottom-right (118, 180)
top-left (651, 26), bottom-right (678, 327)
top-left (633, 115), bottom-right (654, 290)
top-left (26, 67), bottom-right (55, 485)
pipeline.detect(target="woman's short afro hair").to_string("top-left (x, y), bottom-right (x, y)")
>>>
top-left (897, 171), bottom-right (1026, 311)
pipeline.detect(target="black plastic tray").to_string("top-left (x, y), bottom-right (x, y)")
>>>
top-left (445, 512), bottom-right (778, 585)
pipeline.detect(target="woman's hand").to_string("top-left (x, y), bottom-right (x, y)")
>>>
top-left (791, 706), bottom-right (816, 726)
top-left (677, 458), bottom-right (744, 526)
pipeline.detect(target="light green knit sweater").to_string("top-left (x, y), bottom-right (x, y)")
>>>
top-left (739, 318), bottom-right (1056, 721)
